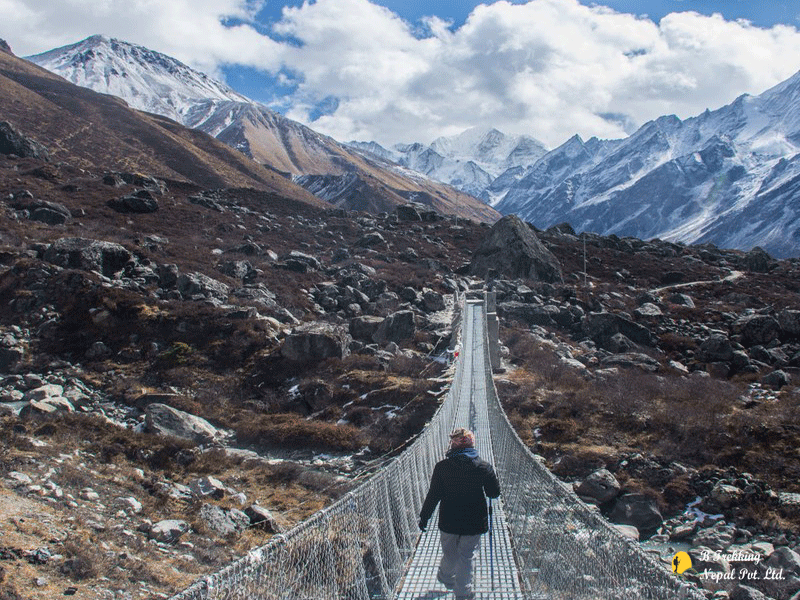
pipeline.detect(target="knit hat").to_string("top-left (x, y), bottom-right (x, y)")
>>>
top-left (449, 428), bottom-right (475, 449)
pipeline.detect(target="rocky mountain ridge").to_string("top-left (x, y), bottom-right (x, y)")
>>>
top-left (354, 76), bottom-right (800, 259)
top-left (348, 127), bottom-right (548, 200)
top-left (26, 36), bottom-right (499, 222)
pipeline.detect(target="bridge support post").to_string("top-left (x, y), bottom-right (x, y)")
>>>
top-left (485, 291), bottom-right (502, 372)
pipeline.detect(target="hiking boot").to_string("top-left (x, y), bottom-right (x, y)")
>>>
top-left (436, 570), bottom-right (454, 590)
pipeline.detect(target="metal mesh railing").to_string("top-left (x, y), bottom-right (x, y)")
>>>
top-left (168, 292), bottom-right (704, 600)
top-left (479, 296), bottom-right (705, 600)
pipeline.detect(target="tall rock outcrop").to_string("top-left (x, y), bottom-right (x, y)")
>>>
top-left (469, 215), bottom-right (562, 283)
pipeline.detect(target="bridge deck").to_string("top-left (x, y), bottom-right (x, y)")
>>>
top-left (397, 301), bottom-right (525, 599)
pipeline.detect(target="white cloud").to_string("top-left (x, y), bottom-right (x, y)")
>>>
top-left (269, 0), bottom-right (800, 147)
top-left (4, 0), bottom-right (800, 148)
top-left (2, 0), bottom-right (283, 75)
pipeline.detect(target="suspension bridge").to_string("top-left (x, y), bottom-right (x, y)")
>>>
top-left (169, 293), bottom-right (703, 600)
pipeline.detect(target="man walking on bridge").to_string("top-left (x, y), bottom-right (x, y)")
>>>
top-left (419, 428), bottom-right (501, 599)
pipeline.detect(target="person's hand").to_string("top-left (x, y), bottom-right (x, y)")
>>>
top-left (418, 519), bottom-right (427, 532)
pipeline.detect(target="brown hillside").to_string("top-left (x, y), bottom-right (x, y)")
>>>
top-left (0, 49), bottom-right (326, 208)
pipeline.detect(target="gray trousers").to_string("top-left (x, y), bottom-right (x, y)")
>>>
top-left (437, 532), bottom-right (481, 597)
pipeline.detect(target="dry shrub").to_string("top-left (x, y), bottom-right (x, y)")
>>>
top-left (234, 413), bottom-right (363, 451)
top-left (659, 332), bottom-right (698, 355)
top-left (60, 541), bottom-right (102, 581)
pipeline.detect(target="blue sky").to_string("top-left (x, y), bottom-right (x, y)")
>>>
top-left (7, 0), bottom-right (800, 147)
top-left (255, 0), bottom-right (800, 31)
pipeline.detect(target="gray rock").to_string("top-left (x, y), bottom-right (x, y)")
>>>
top-left (711, 482), bottom-right (745, 508)
top-left (199, 504), bottom-right (250, 537)
top-left (217, 260), bottom-right (255, 281)
top-left (576, 469), bottom-right (621, 504)
top-left (608, 493), bottom-right (663, 536)
top-left (697, 334), bottom-right (735, 363)
top-left (762, 370), bottom-right (790, 389)
top-left (356, 232), bottom-right (386, 247)
top-left (498, 302), bottom-right (560, 327)
top-left (44, 238), bottom-right (132, 277)
top-left (281, 251), bottom-right (321, 271)
top-left (667, 293), bottom-right (695, 308)
top-left (28, 201), bottom-right (71, 225)
top-left (395, 204), bottom-right (422, 221)
top-left (149, 519), bottom-right (189, 543)
top-left (23, 384), bottom-right (64, 401)
top-left (599, 353), bottom-right (660, 372)
top-left (350, 316), bottom-right (384, 341)
top-left (582, 312), bottom-right (656, 350)
top-left (107, 189), bottom-right (159, 213)
top-left (85, 341), bottom-right (111, 360)
top-left (634, 303), bottom-right (663, 318)
top-left (281, 322), bottom-right (350, 362)
top-left (729, 585), bottom-right (769, 600)
top-left (421, 290), bottom-right (445, 312)
top-left (189, 476), bottom-right (226, 500)
top-left (6, 472), bottom-right (33, 487)
top-left (611, 524), bottom-right (639, 540)
top-left (145, 403), bottom-right (221, 444)
top-left (778, 309), bottom-right (800, 338)
top-left (470, 214), bottom-right (562, 283)
top-left (245, 505), bottom-right (282, 533)
top-left (373, 310), bottom-right (416, 344)
top-left (766, 547), bottom-right (800, 576)
top-left (0, 121), bottom-right (50, 160)
top-left (734, 314), bottom-right (780, 347)
top-left (176, 272), bottom-right (230, 301)
top-left (693, 524), bottom-right (736, 551)
top-left (742, 247), bottom-right (772, 273)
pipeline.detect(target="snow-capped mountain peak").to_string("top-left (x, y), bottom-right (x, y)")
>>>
top-left (26, 35), bottom-right (250, 123)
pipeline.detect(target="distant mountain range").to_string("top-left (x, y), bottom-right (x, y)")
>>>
top-left (348, 128), bottom-right (548, 200)
top-left (491, 72), bottom-right (800, 258)
top-left (26, 35), bottom-right (498, 222)
top-left (26, 35), bottom-right (800, 256)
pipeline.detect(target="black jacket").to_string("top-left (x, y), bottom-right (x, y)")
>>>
top-left (419, 448), bottom-right (501, 535)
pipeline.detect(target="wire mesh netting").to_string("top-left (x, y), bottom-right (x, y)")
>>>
top-left (168, 293), bottom-right (705, 600)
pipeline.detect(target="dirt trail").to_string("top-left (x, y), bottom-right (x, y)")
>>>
top-left (650, 270), bottom-right (744, 294)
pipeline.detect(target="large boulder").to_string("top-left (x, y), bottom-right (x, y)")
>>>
top-left (245, 505), bottom-right (282, 533)
top-left (778, 310), bottom-right (800, 338)
top-left (281, 322), bottom-right (350, 362)
top-left (176, 272), bottom-right (230, 301)
top-left (149, 519), bottom-right (189, 543)
top-left (107, 189), bottom-right (159, 213)
top-left (608, 493), bottom-right (663, 537)
top-left (43, 238), bottom-right (132, 277)
top-left (350, 316), bottom-right (384, 341)
top-left (582, 312), bottom-right (656, 349)
top-left (575, 469), bottom-right (621, 504)
top-left (498, 302), bottom-right (561, 327)
top-left (742, 247), bottom-right (772, 273)
top-left (145, 403), bottom-right (222, 444)
top-left (734, 314), bottom-right (780, 347)
top-left (27, 200), bottom-right (72, 225)
top-left (696, 334), bottom-right (735, 363)
top-left (373, 310), bottom-right (416, 344)
top-left (0, 121), bottom-right (50, 160)
top-left (469, 215), bottom-right (562, 283)
top-left (199, 504), bottom-right (250, 537)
